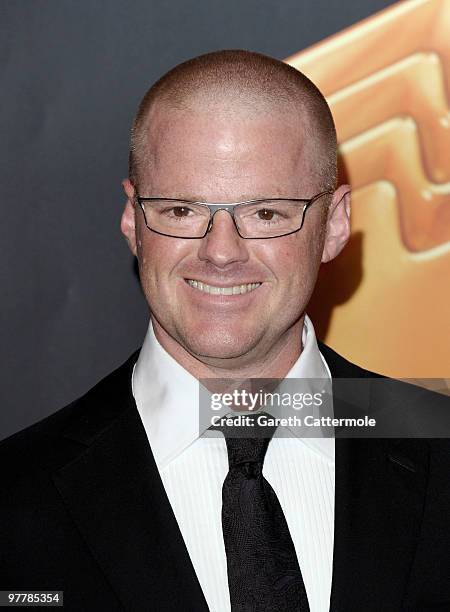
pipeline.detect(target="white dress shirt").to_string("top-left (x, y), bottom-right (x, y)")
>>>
top-left (132, 315), bottom-right (334, 612)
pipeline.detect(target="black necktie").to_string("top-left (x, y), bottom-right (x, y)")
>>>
top-left (219, 415), bottom-right (310, 612)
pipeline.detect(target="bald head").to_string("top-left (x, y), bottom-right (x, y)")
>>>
top-left (129, 49), bottom-right (337, 192)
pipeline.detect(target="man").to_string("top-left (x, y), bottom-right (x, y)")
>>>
top-left (1, 51), bottom-right (449, 611)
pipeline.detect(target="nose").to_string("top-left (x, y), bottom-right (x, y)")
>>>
top-left (197, 209), bottom-right (249, 267)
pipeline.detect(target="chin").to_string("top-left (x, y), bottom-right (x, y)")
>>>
top-left (179, 325), bottom-right (261, 361)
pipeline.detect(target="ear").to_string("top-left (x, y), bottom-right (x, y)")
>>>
top-left (120, 178), bottom-right (138, 256)
top-left (321, 184), bottom-right (351, 263)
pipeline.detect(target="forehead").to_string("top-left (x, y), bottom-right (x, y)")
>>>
top-left (141, 106), bottom-right (316, 198)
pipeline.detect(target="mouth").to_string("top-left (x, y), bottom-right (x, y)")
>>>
top-left (185, 279), bottom-right (262, 296)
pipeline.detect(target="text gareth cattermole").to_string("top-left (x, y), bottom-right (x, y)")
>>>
top-left (210, 414), bottom-right (377, 428)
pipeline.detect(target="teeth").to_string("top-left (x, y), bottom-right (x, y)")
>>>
top-left (187, 280), bottom-right (261, 295)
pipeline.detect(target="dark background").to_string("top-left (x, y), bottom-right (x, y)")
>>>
top-left (1, 0), bottom-right (396, 440)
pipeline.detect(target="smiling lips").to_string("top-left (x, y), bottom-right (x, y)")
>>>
top-left (186, 279), bottom-right (261, 295)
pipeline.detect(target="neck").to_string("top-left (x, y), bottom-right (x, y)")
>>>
top-left (151, 315), bottom-right (305, 380)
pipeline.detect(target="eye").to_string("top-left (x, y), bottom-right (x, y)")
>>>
top-left (257, 208), bottom-right (275, 221)
top-left (172, 206), bottom-right (191, 217)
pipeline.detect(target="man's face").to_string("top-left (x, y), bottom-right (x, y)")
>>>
top-left (122, 105), bottom-right (348, 367)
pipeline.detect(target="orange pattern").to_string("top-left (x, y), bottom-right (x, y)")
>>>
top-left (286, 0), bottom-right (450, 379)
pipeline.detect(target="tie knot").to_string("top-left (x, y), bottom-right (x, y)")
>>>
top-left (212, 412), bottom-right (276, 474)
top-left (225, 436), bottom-right (269, 476)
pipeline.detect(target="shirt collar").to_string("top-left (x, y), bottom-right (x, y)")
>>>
top-left (132, 315), bottom-right (334, 469)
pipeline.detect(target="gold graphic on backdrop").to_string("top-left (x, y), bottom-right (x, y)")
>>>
top-left (286, 0), bottom-right (450, 378)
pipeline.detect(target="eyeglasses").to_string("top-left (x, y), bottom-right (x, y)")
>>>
top-left (135, 190), bottom-right (333, 239)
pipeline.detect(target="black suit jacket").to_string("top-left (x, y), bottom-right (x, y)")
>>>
top-left (1, 344), bottom-right (449, 611)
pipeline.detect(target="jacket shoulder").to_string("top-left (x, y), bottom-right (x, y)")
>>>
top-left (0, 350), bottom-right (140, 485)
top-left (319, 342), bottom-right (450, 441)
top-left (318, 341), bottom-right (380, 378)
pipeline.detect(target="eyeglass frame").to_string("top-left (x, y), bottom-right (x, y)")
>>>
top-left (135, 190), bottom-right (334, 239)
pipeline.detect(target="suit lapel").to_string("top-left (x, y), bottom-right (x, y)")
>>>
top-left (52, 355), bottom-right (209, 611)
top-left (320, 343), bottom-right (430, 611)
